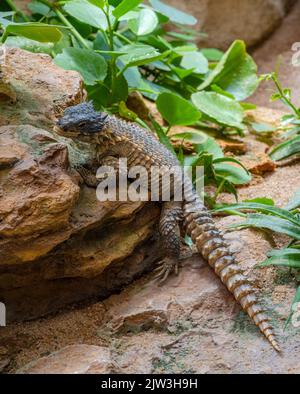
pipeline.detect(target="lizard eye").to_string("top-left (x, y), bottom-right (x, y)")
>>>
top-left (78, 121), bottom-right (87, 127)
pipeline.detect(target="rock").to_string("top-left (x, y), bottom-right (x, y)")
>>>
top-left (3, 159), bottom-right (300, 373)
top-left (236, 136), bottom-right (277, 175)
top-left (0, 46), bottom-right (85, 129)
top-left (96, 162), bottom-right (300, 373)
top-left (167, 0), bottom-right (295, 50)
top-left (0, 48), bottom-right (160, 321)
top-left (18, 345), bottom-right (118, 374)
top-left (252, 1), bottom-right (300, 110)
top-left (0, 125), bottom-right (79, 264)
top-left (0, 358), bottom-right (10, 373)
top-left (13, 1), bottom-right (32, 14)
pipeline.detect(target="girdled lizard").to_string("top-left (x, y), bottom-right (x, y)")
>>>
top-left (55, 102), bottom-right (280, 352)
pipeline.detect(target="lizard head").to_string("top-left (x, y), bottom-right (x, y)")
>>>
top-left (55, 102), bottom-right (108, 141)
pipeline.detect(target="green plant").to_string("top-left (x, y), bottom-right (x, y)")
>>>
top-left (0, 0), bottom-right (258, 201)
top-left (213, 190), bottom-right (300, 327)
top-left (261, 72), bottom-right (300, 161)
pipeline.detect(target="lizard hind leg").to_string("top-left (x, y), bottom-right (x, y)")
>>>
top-left (155, 200), bottom-right (184, 285)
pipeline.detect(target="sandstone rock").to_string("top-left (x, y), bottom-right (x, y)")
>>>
top-left (167, 0), bottom-right (295, 50)
top-left (3, 160), bottom-right (300, 373)
top-left (252, 0), bottom-right (300, 110)
top-left (0, 48), bottom-right (160, 322)
top-left (18, 345), bottom-right (118, 374)
top-left (0, 46), bottom-right (85, 129)
top-left (14, 1), bottom-right (32, 14)
top-left (96, 162), bottom-right (300, 373)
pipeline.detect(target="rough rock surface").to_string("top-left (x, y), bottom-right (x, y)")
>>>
top-left (251, 0), bottom-right (300, 110)
top-left (0, 47), bottom-right (85, 129)
top-left (0, 47), bottom-right (160, 321)
top-left (5, 162), bottom-right (300, 374)
top-left (13, 1), bottom-right (32, 14)
top-left (167, 0), bottom-right (295, 50)
top-left (18, 345), bottom-right (118, 374)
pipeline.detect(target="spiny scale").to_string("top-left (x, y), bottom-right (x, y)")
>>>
top-left (183, 195), bottom-right (280, 352)
top-left (106, 115), bottom-right (281, 352)
top-left (57, 107), bottom-right (281, 352)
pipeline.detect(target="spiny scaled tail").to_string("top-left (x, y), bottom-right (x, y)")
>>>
top-left (184, 201), bottom-right (281, 352)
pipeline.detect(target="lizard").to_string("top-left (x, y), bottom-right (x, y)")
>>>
top-left (55, 101), bottom-right (280, 352)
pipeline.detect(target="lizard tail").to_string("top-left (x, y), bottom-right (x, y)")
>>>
top-left (183, 195), bottom-right (280, 352)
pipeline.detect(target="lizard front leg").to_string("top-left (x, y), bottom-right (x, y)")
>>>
top-left (75, 156), bottom-right (121, 188)
top-left (155, 200), bottom-right (184, 284)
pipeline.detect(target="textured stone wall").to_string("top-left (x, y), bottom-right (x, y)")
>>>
top-left (167, 0), bottom-right (296, 49)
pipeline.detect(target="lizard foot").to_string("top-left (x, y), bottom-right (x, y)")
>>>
top-left (153, 257), bottom-right (180, 285)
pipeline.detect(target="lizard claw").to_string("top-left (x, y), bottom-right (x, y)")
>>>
top-left (153, 258), bottom-right (179, 285)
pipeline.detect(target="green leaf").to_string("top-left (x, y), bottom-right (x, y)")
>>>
top-left (93, 30), bottom-right (110, 51)
top-left (166, 31), bottom-right (196, 41)
top-left (5, 36), bottom-right (53, 54)
top-left (240, 102), bottom-right (256, 110)
top-left (172, 131), bottom-right (208, 145)
top-left (118, 101), bottom-right (137, 121)
top-left (63, 0), bottom-right (108, 29)
top-left (232, 214), bottom-right (300, 239)
top-left (123, 66), bottom-right (142, 88)
top-left (171, 44), bottom-right (197, 55)
top-left (171, 66), bottom-right (194, 79)
top-left (156, 92), bottom-right (201, 126)
top-left (128, 8), bottom-right (158, 36)
top-left (269, 135), bottom-right (300, 161)
top-left (210, 84), bottom-right (235, 99)
top-left (195, 136), bottom-right (224, 158)
top-left (0, 12), bottom-right (15, 18)
top-left (109, 0), bottom-right (122, 5)
top-left (137, 78), bottom-right (170, 100)
top-left (191, 91), bottom-right (244, 129)
top-left (201, 48), bottom-right (224, 62)
top-left (118, 44), bottom-right (165, 68)
top-left (118, 10), bottom-right (139, 21)
top-left (285, 187), bottom-right (300, 211)
top-left (112, 0), bottom-right (142, 19)
top-left (180, 51), bottom-right (209, 74)
top-left (285, 286), bottom-right (300, 328)
top-left (110, 73), bottom-right (128, 104)
top-left (87, 0), bottom-right (104, 7)
top-left (214, 202), bottom-right (299, 225)
top-left (149, 0), bottom-right (197, 25)
top-left (198, 40), bottom-right (259, 101)
top-left (28, 1), bottom-right (52, 16)
top-left (86, 83), bottom-right (110, 109)
top-left (213, 157), bottom-right (250, 174)
top-left (214, 163), bottom-right (251, 185)
top-left (244, 197), bottom-right (275, 206)
top-left (261, 248), bottom-right (300, 268)
top-left (251, 122), bottom-right (276, 134)
top-left (54, 48), bottom-right (107, 85)
top-left (5, 23), bottom-right (62, 43)
top-left (149, 115), bottom-right (176, 156)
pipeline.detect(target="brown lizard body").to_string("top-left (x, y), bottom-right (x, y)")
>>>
top-left (56, 102), bottom-right (280, 352)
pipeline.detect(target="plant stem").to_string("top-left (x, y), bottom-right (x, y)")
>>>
top-left (104, 5), bottom-right (117, 97)
top-left (55, 8), bottom-right (89, 49)
top-left (38, 0), bottom-right (89, 49)
top-left (114, 31), bottom-right (132, 45)
top-left (272, 74), bottom-right (300, 117)
top-left (165, 125), bottom-right (172, 135)
top-left (213, 178), bottom-right (226, 203)
top-left (0, 31), bottom-right (8, 43)
top-left (6, 0), bottom-right (30, 22)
